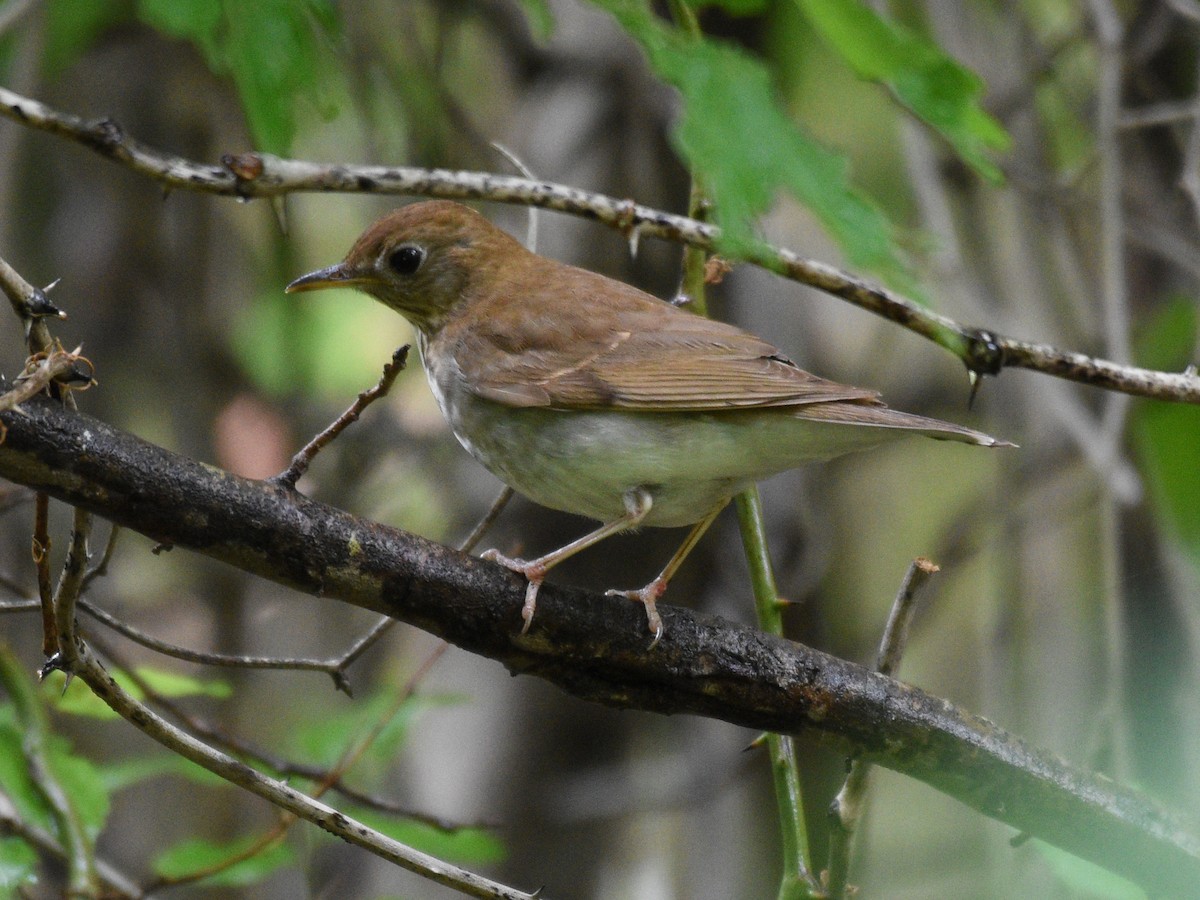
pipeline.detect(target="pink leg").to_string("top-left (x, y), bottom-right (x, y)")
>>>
top-left (482, 488), bottom-right (653, 634)
top-left (606, 500), bottom-right (727, 647)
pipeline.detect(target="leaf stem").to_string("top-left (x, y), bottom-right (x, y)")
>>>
top-left (735, 489), bottom-right (820, 900)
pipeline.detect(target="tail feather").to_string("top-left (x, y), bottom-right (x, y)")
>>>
top-left (793, 401), bottom-right (1015, 448)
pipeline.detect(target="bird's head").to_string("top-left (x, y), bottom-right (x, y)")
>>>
top-left (286, 200), bottom-right (523, 333)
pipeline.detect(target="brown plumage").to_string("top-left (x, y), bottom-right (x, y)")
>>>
top-left (288, 200), bottom-right (1010, 644)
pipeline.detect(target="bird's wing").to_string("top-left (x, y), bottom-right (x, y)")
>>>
top-left (449, 268), bottom-right (881, 411)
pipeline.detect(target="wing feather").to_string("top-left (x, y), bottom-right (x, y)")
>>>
top-left (446, 262), bottom-right (880, 412)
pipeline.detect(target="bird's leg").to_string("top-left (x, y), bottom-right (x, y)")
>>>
top-left (482, 488), bottom-right (653, 634)
top-left (607, 499), bottom-right (728, 647)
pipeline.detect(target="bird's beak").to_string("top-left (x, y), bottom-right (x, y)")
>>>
top-left (285, 263), bottom-right (379, 294)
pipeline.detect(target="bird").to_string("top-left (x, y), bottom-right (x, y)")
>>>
top-left (287, 200), bottom-right (1010, 645)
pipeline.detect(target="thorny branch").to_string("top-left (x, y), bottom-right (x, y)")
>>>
top-left (0, 86), bottom-right (1196, 404)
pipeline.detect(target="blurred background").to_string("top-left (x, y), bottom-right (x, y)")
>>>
top-left (0, 1), bottom-right (1198, 897)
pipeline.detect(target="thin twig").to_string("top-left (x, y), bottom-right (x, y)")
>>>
top-left (50, 506), bottom-right (93, 671)
top-left (0, 788), bottom-right (141, 899)
top-left (825, 559), bottom-right (940, 899)
top-left (79, 597), bottom-right (387, 689)
top-left (68, 639), bottom-right (533, 899)
top-left (143, 640), bottom-right (448, 891)
top-left (459, 486), bottom-right (514, 555)
top-left (80, 524), bottom-right (120, 591)
top-left (0, 251), bottom-right (65, 354)
top-left (33, 490), bottom-right (52, 656)
top-left (272, 345), bottom-right (409, 490)
top-left (0, 645), bottom-right (98, 894)
top-left (2, 86), bottom-right (1197, 403)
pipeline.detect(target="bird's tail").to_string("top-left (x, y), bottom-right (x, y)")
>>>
top-left (793, 401), bottom-right (1015, 448)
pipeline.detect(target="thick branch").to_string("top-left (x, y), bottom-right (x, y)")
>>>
top-left (0, 398), bottom-right (1196, 895)
top-left (1, 86), bottom-right (1197, 404)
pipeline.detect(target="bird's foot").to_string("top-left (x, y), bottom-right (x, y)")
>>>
top-left (606, 579), bottom-right (667, 648)
top-left (481, 549), bottom-right (545, 634)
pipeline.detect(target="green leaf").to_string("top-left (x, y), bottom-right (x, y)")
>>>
top-left (517, 0), bottom-right (555, 40)
top-left (136, 0), bottom-right (222, 59)
top-left (48, 666), bottom-right (228, 720)
top-left (0, 837), bottom-right (38, 893)
top-left (592, 0), bottom-right (911, 287)
top-left (795, 0), bottom-right (1009, 181)
top-left (221, 0), bottom-right (341, 153)
top-left (44, 745), bottom-right (110, 841)
top-left (153, 835), bottom-right (294, 887)
top-left (43, 0), bottom-right (130, 75)
top-left (133, 667), bottom-right (231, 700)
top-left (136, 0), bottom-right (341, 153)
top-left (99, 753), bottom-right (225, 792)
top-left (684, 0), bottom-right (770, 13)
top-left (0, 724), bottom-right (110, 841)
top-left (348, 808), bottom-right (506, 865)
top-left (1131, 299), bottom-right (1200, 562)
top-left (0, 726), bottom-right (46, 829)
top-left (289, 691), bottom-right (467, 772)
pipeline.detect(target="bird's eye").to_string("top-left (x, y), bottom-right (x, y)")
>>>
top-left (388, 246), bottom-right (424, 276)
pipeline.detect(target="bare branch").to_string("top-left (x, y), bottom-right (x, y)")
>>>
top-left (272, 345), bottom-right (410, 490)
top-left (1, 86), bottom-right (1197, 404)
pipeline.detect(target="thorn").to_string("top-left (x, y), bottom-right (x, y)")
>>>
top-left (271, 196), bottom-right (288, 235)
top-left (27, 284), bottom-right (66, 319)
top-left (743, 732), bottom-right (769, 752)
top-left (38, 652), bottom-right (65, 681)
top-left (967, 369), bottom-right (983, 409)
top-left (627, 225), bottom-right (641, 259)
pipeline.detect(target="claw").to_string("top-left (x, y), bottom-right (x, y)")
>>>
top-left (520, 578), bottom-right (542, 634)
top-left (606, 578), bottom-right (667, 647)
top-left (482, 548), bottom-right (547, 633)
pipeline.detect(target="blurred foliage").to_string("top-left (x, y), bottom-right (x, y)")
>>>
top-left (152, 835), bottom-right (295, 887)
top-left (1132, 299), bottom-right (1200, 563)
top-left (46, 0), bottom-right (342, 152)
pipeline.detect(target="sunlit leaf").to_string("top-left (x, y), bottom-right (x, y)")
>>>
top-left (796, 0), bottom-right (1009, 181)
top-left (591, 0), bottom-right (911, 288)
